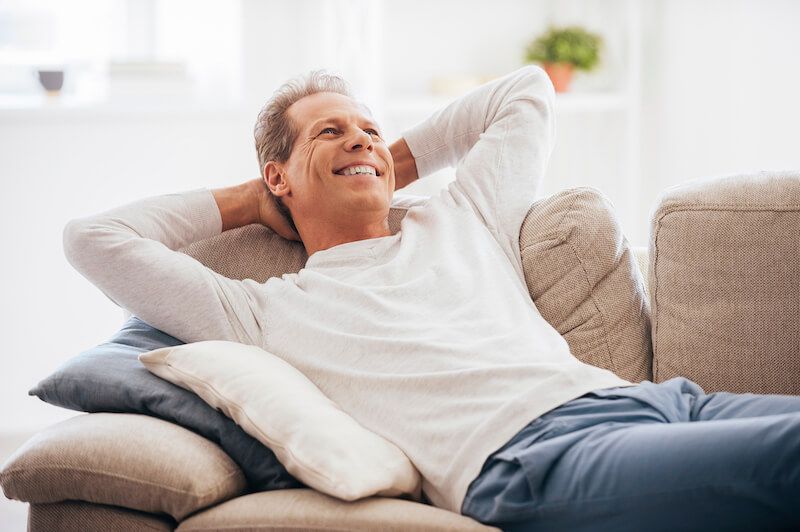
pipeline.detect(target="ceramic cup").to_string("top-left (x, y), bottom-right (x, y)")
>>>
top-left (38, 70), bottom-right (64, 93)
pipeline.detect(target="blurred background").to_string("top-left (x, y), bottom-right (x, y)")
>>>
top-left (1, 0), bottom-right (799, 481)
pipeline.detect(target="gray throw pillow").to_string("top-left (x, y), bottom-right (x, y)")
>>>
top-left (29, 316), bottom-right (303, 492)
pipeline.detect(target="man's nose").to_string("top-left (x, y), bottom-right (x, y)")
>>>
top-left (346, 129), bottom-right (373, 152)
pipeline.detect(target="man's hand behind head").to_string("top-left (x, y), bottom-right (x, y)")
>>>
top-left (251, 178), bottom-right (302, 242)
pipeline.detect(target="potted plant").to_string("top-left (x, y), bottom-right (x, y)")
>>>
top-left (524, 26), bottom-right (602, 92)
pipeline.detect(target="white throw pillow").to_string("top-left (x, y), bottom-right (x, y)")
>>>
top-left (139, 341), bottom-right (421, 501)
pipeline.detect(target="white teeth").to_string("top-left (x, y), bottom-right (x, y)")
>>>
top-left (339, 165), bottom-right (377, 176)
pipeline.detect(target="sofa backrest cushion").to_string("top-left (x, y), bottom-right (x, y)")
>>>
top-left (649, 171), bottom-right (799, 394)
top-left (181, 188), bottom-right (652, 383)
top-left (178, 205), bottom-right (410, 281)
top-left (0, 413), bottom-right (247, 521)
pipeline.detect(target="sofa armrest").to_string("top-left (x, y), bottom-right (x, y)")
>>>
top-left (0, 413), bottom-right (247, 521)
top-left (648, 170), bottom-right (799, 394)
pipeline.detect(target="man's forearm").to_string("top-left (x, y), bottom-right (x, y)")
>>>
top-left (63, 187), bottom-right (265, 344)
top-left (390, 138), bottom-right (419, 190)
top-left (400, 66), bottom-right (554, 189)
top-left (212, 181), bottom-right (260, 232)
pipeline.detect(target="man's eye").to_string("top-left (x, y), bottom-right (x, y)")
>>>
top-left (320, 127), bottom-right (338, 135)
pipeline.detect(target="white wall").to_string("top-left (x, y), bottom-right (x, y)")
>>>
top-left (0, 110), bottom-right (257, 431)
top-left (640, 0), bottom-right (800, 217)
top-left (1, 0), bottom-right (799, 434)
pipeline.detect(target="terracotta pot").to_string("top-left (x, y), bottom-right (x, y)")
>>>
top-left (542, 62), bottom-right (574, 93)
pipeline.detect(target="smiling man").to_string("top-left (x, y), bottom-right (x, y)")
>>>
top-left (64, 67), bottom-right (800, 531)
top-left (258, 86), bottom-right (397, 255)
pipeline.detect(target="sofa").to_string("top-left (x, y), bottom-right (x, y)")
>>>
top-left (2, 171), bottom-right (798, 531)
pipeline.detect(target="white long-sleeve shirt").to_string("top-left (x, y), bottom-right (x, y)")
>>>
top-left (64, 66), bottom-right (635, 513)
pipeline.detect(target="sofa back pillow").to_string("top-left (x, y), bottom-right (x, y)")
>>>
top-left (519, 187), bottom-right (652, 382)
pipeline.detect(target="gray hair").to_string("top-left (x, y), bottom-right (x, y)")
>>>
top-left (254, 70), bottom-right (354, 232)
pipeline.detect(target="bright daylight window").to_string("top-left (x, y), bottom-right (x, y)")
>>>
top-left (0, 0), bottom-right (242, 107)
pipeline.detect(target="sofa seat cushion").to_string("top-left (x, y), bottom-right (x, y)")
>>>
top-left (0, 413), bottom-right (247, 520)
top-left (519, 187), bottom-right (652, 383)
top-left (649, 171), bottom-right (800, 394)
top-left (177, 489), bottom-right (499, 532)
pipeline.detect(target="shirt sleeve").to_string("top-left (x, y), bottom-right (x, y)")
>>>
top-left (63, 188), bottom-right (268, 345)
top-left (401, 65), bottom-right (555, 257)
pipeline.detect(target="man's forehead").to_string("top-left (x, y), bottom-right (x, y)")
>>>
top-left (291, 92), bottom-right (377, 131)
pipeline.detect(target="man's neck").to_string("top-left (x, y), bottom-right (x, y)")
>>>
top-left (300, 217), bottom-right (392, 257)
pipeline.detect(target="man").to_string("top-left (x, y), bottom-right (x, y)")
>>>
top-left (64, 66), bottom-right (800, 531)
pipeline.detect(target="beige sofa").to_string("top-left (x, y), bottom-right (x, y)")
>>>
top-left (2, 171), bottom-right (798, 531)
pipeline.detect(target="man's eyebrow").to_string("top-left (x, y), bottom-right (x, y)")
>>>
top-left (308, 117), bottom-right (381, 133)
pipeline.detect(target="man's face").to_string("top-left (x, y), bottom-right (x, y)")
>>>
top-left (269, 92), bottom-right (395, 225)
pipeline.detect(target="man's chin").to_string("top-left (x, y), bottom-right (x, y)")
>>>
top-left (343, 192), bottom-right (391, 213)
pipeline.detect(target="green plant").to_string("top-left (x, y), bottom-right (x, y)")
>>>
top-left (525, 26), bottom-right (603, 71)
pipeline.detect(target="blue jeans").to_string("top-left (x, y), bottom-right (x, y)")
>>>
top-left (461, 377), bottom-right (800, 531)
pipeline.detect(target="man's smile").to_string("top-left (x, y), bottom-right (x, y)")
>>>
top-left (334, 163), bottom-right (382, 176)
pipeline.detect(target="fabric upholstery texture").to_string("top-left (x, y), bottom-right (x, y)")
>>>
top-left (632, 246), bottom-right (649, 296)
top-left (519, 187), bottom-right (652, 383)
top-left (27, 315), bottom-right (303, 493)
top-left (176, 489), bottom-right (499, 532)
top-left (28, 501), bottom-right (175, 532)
top-left (0, 413), bottom-right (246, 520)
top-left (649, 171), bottom-right (799, 394)
top-left (140, 341), bottom-right (422, 502)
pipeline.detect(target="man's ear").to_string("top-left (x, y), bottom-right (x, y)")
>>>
top-left (263, 161), bottom-right (291, 198)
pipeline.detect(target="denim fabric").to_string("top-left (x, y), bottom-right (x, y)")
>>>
top-left (462, 377), bottom-right (800, 531)
top-left (29, 316), bottom-right (303, 492)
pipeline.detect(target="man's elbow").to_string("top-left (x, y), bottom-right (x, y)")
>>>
top-left (510, 66), bottom-right (555, 136)
top-left (519, 64), bottom-right (556, 105)
top-left (62, 217), bottom-right (99, 269)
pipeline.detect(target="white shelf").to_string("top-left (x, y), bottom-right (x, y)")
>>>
top-left (385, 91), bottom-right (629, 118)
top-left (554, 91), bottom-right (628, 112)
top-left (0, 93), bottom-right (247, 121)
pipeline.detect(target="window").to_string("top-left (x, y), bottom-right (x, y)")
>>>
top-left (0, 0), bottom-right (242, 105)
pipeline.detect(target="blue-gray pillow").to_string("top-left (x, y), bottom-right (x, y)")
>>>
top-left (29, 316), bottom-right (303, 492)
